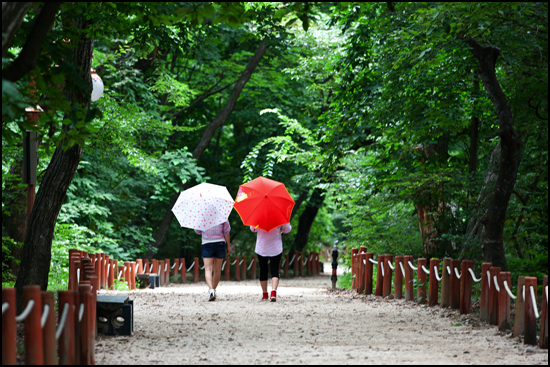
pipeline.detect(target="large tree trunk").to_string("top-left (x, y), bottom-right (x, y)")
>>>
top-left (464, 37), bottom-right (522, 271)
top-left (293, 188), bottom-right (325, 252)
top-left (14, 11), bottom-right (94, 310)
top-left (147, 41), bottom-right (268, 257)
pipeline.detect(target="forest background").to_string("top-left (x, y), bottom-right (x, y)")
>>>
top-left (2, 2), bottom-right (547, 307)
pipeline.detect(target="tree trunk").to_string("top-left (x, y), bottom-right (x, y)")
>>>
top-left (293, 188), bottom-right (325, 252)
top-left (147, 41), bottom-right (268, 257)
top-left (465, 36), bottom-right (522, 271)
top-left (14, 12), bottom-right (94, 310)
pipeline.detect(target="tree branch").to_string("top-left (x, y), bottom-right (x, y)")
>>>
top-left (2, 2), bottom-right (61, 83)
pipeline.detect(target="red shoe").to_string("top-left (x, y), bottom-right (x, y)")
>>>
top-left (270, 290), bottom-right (277, 302)
top-left (262, 292), bottom-right (269, 300)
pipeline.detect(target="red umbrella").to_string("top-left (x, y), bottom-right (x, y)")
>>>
top-left (233, 176), bottom-right (295, 232)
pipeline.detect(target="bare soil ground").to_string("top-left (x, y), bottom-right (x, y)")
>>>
top-left (94, 274), bottom-right (548, 365)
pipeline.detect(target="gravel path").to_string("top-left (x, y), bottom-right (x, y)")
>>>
top-left (94, 274), bottom-right (548, 365)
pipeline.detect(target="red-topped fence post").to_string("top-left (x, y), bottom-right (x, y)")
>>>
top-left (417, 258), bottom-right (427, 304)
top-left (404, 255), bottom-right (414, 301)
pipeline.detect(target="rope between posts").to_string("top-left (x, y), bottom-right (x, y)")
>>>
top-left (41, 304), bottom-right (50, 328)
top-left (546, 285), bottom-right (548, 304)
top-left (454, 267), bottom-right (461, 279)
top-left (165, 263), bottom-right (168, 272)
top-left (363, 259), bottom-right (366, 265)
top-left (399, 262), bottom-right (405, 277)
top-left (421, 264), bottom-right (430, 275)
top-left (446, 266), bottom-right (451, 275)
top-left (281, 258), bottom-right (286, 267)
top-left (15, 300), bottom-right (35, 322)
top-left (200, 264), bottom-right (205, 270)
top-left (247, 260), bottom-right (254, 270)
top-left (221, 260), bottom-right (226, 271)
top-left (2, 302), bottom-right (8, 315)
top-left (303, 257), bottom-right (308, 266)
top-left (503, 279), bottom-right (516, 299)
top-left (433, 266), bottom-right (442, 281)
top-left (231, 259), bottom-right (237, 266)
top-left (78, 303), bottom-right (84, 322)
top-left (493, 275), bottom-right (500, 292)
top-left (369, 258), bottom-right (377, 265)
top-left (55, 302), bottom-right (69, 340)
top-left (487, 270), bottom-right (491, 289)
top-left (529, 285), bottom-right (540, 319)
top-left (408, 260), bottom-right (417, 270)
top-left (239, 259), bottom-right (244, 266)
top-left (187, 260), bottom-right (195, 272)
top-left (468, 268), bottom-right (481, 282)
top-left (179, 263), bottom-right (183, 271)
top-left (388, 260), bottom-right (395, 270)
top-left (380, 262), bottom-right (384, 277)
top-left (118, 270), bottom-right (123, 281)
top-left (171, 263), bottom-right (176, 270)
top-left (288, 254), bottom-right (296, 266)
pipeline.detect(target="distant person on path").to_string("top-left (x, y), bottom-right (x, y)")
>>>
top-left (195, 221), bottom-right (231, 301)
top-left (251, 223), bottom-right (292, 301)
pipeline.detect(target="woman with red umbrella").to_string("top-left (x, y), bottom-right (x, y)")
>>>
top-left (233, 176), bottom-right (295, 302)
top-left (251, 223), bottom-right (292, 301)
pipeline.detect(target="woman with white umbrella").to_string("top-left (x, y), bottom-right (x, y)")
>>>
top-left (195, 222), bottom-right (231, 301)
top-left (171, 182), bottom-right (235, 301)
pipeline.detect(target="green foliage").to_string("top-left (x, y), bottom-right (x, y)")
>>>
top-left (336, 271), bottom-right (352, 290)
top-left (2, 236), bottom-right (20, 286)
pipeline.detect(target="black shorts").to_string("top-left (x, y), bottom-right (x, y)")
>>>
top-left (201, 241), bottom-right (227, 259)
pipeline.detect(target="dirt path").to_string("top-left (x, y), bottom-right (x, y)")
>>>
top-left (94, 274), bottom-right (547, 365)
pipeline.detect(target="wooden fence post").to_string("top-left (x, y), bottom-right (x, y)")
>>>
top-left (283, 254), bottom-right (288, 279)
top-left (180, 258), bottom-right (187, 283)
top-left (497, 272), bottom-right (511, 331)
top-left (241, 256), bottom-right (247, 281)
top-left (460, 260), bottom-right (473, 314)
top-left (375, 255), bottom-right (384, 297)
top-left (235, 256), bottom-right (241, 281)
top-left (358, 252), bottom-right (366, 294)
top-left (2, 288), bottom-right (16, 365)
top-left (23, 285), bottom-right (43, 365)
top-left (193, 257), bottom-right (200, 283)
top-left (440, 258), bottom-right (451, 308)
top-left (480, 262), bottom-right (492, 322)
top-left (489, 266), bottom-right (501, 325)
top-left (41, 291), bottom-right (57, 365)
top-left (513, 276), bottom-right (526, 337)
top-left (404, 255), bottom-right (414, 301)
top-left (383, 254), bottom-right (393, 298)
top-left (540, 275), bottom-right (548, 349)
top-left (78, 284), bottom-right (92, 365)
top-left (394, 256), bottom-right (403, 299)
top-left (364, 253), bottom-right (374, 295)
top-left (417, 258), bottom-right (427, 304)
top-left (57, 290), bottom-right (76, 365)
top-left (450, 259), bottom-right (461, 309)
top-left (428, 258), bottom-right (439, 307)
top-left (224, 257), bottom-right (230, 281)
top-left (524, 277), bottom-right (538, 345)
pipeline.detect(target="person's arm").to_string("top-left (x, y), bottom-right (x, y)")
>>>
top-left (225, 234), bottom-right (231, 256)
top-left (281, 223), bottom-right (292, 233)
top-left (195, 229), bottom-right (202, 235)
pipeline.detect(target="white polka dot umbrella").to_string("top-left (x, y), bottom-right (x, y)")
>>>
top-left (171, 183), bottom-right (235, 231)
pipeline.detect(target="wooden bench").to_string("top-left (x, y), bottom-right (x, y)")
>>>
top-left (97, 295), bottom-right (134, 336)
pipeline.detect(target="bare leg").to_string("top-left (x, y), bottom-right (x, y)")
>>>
top-left (212, 258), bottom-right (224, 290)
top-left (203, 257), bottom-right (214, 290)
top-left (260, 280), bottom-right (268, 293)
top-left (271, 277), bottom-right (279, 291)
